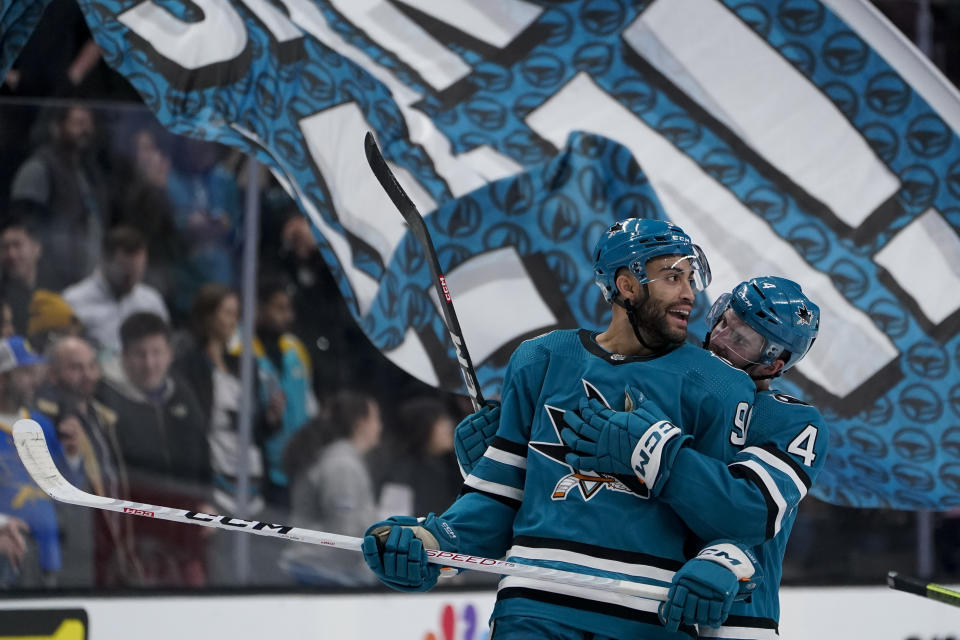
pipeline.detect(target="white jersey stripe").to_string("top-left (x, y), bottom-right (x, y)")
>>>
top-left (497, 575), bottom-right (662, 614)
top-left (740, 447), bottom-right (808, 499)
top-left (464, 475), bottom-right (524, 502)
top-left (730, 459), bottom-right (788, 536)
top-left (484, 446), bottom-right (527, 469)
top-left (699, 624), bottom-right (779, 639)
top-left (507, 545), bottom-right (676, 583)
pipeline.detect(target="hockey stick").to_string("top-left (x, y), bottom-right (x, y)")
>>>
top-left (14, 419), bottom-right (666, 601)
top-left (363, 132), bottom-right (484, 411)
top-left (887, 571), bottom-right (960, 608)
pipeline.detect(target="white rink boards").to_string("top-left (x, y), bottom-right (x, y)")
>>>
top-left (0, 585), bottom-right (958, 639)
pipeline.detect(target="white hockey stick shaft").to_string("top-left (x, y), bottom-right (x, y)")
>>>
top-left (14, 419), bottom-right (667, 602)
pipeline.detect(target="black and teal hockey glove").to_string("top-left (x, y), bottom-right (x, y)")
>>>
top-left (658, 540), bottom-right (762, 632)
top-left (561, 387), bottom-right (691, 495)
top-left (362, 514), bottom-right (458, 592)
top-left (453, 402), bottom-right (500, 478)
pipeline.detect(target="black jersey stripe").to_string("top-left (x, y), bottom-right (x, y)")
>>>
top-left (758, 443), bottom-right (812, 489)
top-left (723, 614), bottom-right (779, 630)
top-left (459, 484), bottom-right (521, 510)
top-left (730, 464), bottom-right (778, 540)
top-left (498, 587), bottom-right (697, 638)
top-left (512, 535), bottom-right (685, 571)
top-left (491, 436), bottom-right (528, 458)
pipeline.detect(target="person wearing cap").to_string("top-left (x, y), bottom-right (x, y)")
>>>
top-left (27, 289), bottom-right (83, 352)
top-left (0, 335), bottom-right (73, 587)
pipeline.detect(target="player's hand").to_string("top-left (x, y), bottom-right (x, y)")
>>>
top-left (659, 541), bottom-right (762, 632)
top-left (453, 402), bottom-right (500, 478)
top-left (0, 517), bottom-right (28, 569)
top-left (56, 415), bottom-right (88, 458)
top-left (362, 514), bottom-right (458, 592)
top-left (561, 387), bottom-right (690, 496)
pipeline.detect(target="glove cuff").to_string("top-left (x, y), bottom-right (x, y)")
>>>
top-left (629, 420), bottom-right (688, 492)
top-left (696, 541), bottom-right (762, 599)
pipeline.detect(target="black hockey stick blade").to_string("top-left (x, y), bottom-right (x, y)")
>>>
top-left (887, 571), bottom-right (960, 608)
top-left (363, 131), bottom-right (484, 410)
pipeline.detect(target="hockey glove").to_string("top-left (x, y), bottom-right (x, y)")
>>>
top-left (561, 387), bottom-right (691, 496)
top-left (362, 514), bottom-right (458, 592)
top-left (453, 402), bottom-right (500, 478)
top-left (658, 540), bottom-right (762, 632)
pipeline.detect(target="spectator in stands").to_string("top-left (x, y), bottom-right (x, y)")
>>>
top-left (99, 312), bottom-right (211, 586)
top-left (0, 302), bottom-right (13, 338)
top-left (166, 138), bottom-right (241, 316)
top-left (0, 211), bottom-right (61, 334)
top-left (0, 336), bottom-right (71, 587)
top-left (280, 390), bottom-right (382, 586)
top-left (62, 225), bottom-right (169, 356)
top-left (115, 126), bottom-right (183, 301)
top-left (269, 212), bottom-right (385, 395)
top-left (175, 283), bottom-right (264, 516)
top-left (9, 104), bottom-right (111, 289)
top-left (0, 514), bottom-right (28, 585)
top-left (36, 336), bottom-right (141, 586)
top-left (254, 274), bottom-right (317, 505)
top-left (101, 312), bottom-right (210, 484)
top-left (27, 289), bottom-right (83, 353)
top-left (389, 396), bottom-right (461, 516)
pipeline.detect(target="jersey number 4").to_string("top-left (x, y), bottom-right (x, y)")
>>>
top-left (787, 425), bottom-right (819, 467)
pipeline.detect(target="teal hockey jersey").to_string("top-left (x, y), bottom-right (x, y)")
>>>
top-left (441, 329), bottom-right (755, 639)
top-left (661, 389), bottom-right (829, 639)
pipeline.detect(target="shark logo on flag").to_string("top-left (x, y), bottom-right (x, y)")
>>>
top-left (5, 0), bottom-right (957, 510)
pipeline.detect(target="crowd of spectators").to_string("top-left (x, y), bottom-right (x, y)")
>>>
top-left (0, 95), bottom-right (465, 589)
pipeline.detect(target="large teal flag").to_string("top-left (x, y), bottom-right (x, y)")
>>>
top-left (0, 0), bottom-right (50, 78)
top-left (7, 0), bottom-right (960, 511)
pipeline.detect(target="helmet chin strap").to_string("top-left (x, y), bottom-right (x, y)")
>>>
top-left (614, 285), bottom-right (677, 354)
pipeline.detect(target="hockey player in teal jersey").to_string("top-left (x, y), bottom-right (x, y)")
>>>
top-left (529, 275), bottom-right (824, 638)
top-left (362, 219), bottom-right (760, 639)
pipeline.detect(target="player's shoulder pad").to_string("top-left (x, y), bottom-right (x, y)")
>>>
top-left (512, 329), bottom-right (578, 364)
top-left (757, 390), bottom-right (824, 424)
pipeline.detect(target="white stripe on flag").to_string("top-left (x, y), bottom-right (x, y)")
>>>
top-left (524, 72), bottom-right (899, 398)
top-left (874, 209), bottom-right (960, 325)
top-left (435, 246), bottom-right (558, 365)
top-left (627, 0), bottom-right (899, 228)
top-left (382, 328), bottom-right (440, 388)
top-left (328, 0), bottom-right (471, 91)
top-left (118, 0), bottom-right (247, 69)
top-left (823, 0), bottom-right (960, 132)
top-left (299, 104), bottom-right (413, 296)
top-left (400, 0), bottom-right (543, 48)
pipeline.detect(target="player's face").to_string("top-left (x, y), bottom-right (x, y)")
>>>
top-left (707, 308), bottom-right (767, 368)
top-left (634, 255), bottom-right (696, 344)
